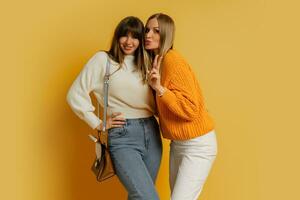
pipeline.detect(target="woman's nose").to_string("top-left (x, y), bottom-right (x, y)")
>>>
top-left (145, 30), bottom-right (152, 38)
top-left (125, 36), bottom-right (133, 43)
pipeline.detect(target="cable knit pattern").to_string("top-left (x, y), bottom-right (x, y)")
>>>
top-left (156, 50), bottom-right (214, 140)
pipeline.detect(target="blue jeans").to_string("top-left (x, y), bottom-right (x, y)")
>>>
top-left (108, 116), bottom-right (162, 200)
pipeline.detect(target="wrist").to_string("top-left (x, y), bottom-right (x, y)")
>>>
top-left (156, 86), bottom-right (166, 97)
top-left (96, 123), bottom-right (103, 131)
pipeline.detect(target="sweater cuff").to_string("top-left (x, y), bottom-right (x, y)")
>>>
top-left (158, 88), bottom-right (176, 106)
top-left (84, 112), bottom-right (102, 130)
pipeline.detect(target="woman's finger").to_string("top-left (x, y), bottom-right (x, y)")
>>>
top-left (113, 112), bottom-right (122, 115)
top-left (113, 125), bottom-right (124, 128)
top-left (151, 68), bottom-right (158, 74)
top-left (113, 116), bottom-right (126, 121)
top-left (111, 112), bottom-right (123, 117)
top-left (156, 55), bottom-right (163, 71)
top-left (153, 55), bottom-right (163, 70)
top-left (153, 55), bottom-right (159, 68)
top-left (113, 117), bottom-right (126, 121)
top-left (150, 75), bottom-right (159, 80)
top-left (149, 70), bottom-right (158, 78)
top-left (112, 121), bottom-right (126, 125)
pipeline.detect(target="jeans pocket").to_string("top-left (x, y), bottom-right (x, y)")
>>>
top-left (108, 127), bottom-right (127, 139)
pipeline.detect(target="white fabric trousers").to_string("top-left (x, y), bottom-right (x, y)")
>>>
top-left (169, 130), bottom-right (217, 200)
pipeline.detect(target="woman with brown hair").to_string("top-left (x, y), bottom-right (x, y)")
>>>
top-left (67, 16), bottom-right (162, 200)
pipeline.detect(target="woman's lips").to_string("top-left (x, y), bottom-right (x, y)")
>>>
top-left (124, 46), bottom-right (133, 50)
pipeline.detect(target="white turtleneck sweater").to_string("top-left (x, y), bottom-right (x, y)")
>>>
top-left (67, 51), bottom-right (156, 129)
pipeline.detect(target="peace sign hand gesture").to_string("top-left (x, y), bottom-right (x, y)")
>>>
top-left (147, 55), bottom-right (163, 91)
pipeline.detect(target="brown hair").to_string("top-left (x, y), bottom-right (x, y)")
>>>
top-left (108, 16), bottom-right (149, 82)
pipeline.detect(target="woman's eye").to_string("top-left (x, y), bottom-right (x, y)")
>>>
top-left (145, 28), bottom-right (150, 33)
top-left (154, 29), bottom-right (160, 33)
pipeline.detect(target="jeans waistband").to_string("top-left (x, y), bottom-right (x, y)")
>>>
top-left (125, 116), bottom-right (156, 125)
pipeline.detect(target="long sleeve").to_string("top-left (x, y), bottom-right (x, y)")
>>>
top-left (155, 49), bottom-right (214, 140)
top-left (66, 52), bottom-right (105, 129)
top-left (158, 52), bottom-right (201, 121)
top-left (159, 63), bottom-right (200, 121)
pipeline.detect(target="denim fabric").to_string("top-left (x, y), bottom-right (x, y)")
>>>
top-left (108, 116), bottom-right (162, 200)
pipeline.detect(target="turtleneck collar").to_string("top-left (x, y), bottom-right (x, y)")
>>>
top-left (124, 55), bottom-right (135, 62)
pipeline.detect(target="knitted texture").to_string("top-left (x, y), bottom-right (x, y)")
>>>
top-left (156, 50), bottom-right (214, 140)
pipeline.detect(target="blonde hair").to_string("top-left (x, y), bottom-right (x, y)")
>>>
top-left (146, 13), bottom-right (175, 57)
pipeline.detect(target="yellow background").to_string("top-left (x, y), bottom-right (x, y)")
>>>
top-left (1, 0), bottom-right (300, 199)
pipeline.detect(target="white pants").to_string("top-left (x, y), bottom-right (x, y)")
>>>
top-left (169, 130), bottom-right (217, 200)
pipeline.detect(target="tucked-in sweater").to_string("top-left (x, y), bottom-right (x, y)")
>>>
top-left (67, 51), bottom-right (156, 129)
top-left (156, 50), bottom-right (214, 140)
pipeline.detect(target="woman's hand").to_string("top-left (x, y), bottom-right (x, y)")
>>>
top-left (107, 112), bottom-right (126, 129)
top-left (97, 112), bottom-right (126, 130)
top-left (148, 55), bottom-right (163, 91)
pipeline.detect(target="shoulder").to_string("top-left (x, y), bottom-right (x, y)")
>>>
top-left (85, 51), bottom-right (110, 69)
top-left (164, 49), bottom-right (186, 64)
top-left (91, 51), bottom-right (109, 62)
top-left (95, 51), bottom-right (119, 66)
top-left (78, 51), bottom-right (110, 79)
top-left (162, 49), bottom-right (191, 75)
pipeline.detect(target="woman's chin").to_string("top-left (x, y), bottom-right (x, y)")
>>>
top-left (145, 46), bottom-right (155, 50)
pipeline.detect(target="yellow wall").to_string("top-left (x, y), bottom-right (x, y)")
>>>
top-left (2, 0), bottom-right (300, 199)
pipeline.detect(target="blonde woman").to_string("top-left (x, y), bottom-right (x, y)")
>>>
top-left (67, 16), bottom-right (162, 200)
top-left (145, 13), bottom-right (217, 200)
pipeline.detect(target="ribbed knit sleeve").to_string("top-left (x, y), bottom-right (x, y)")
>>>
top-left (66, 52), bottom-right (106, 129)
top-left (156, 50), bottom-right (214, 140)
top-left (159, 56), bottom-right (200, 121)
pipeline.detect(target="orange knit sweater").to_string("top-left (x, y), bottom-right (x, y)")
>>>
top-left (156, 50), bottom-right (214, 140)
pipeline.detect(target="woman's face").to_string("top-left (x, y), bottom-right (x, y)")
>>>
top-left (119, 33), bottom-right (140, 55)
top-left (145, 18), bottom-right (160, 51)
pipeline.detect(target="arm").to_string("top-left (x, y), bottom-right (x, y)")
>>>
top-left (159, 65), bottom-right (200, 121)
top-left (66, 52), bottom-right (105, 129)
top-left (148, 55), bottom-right (200, 121)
